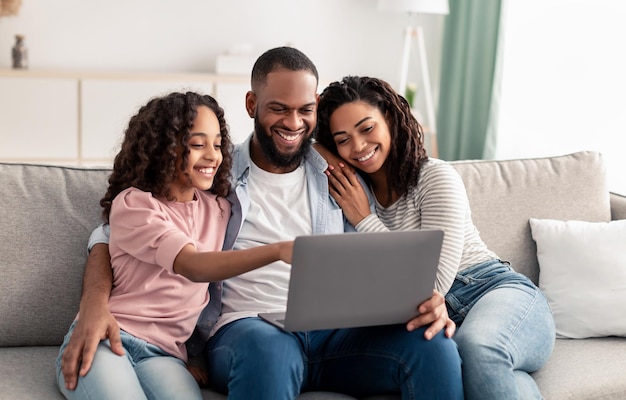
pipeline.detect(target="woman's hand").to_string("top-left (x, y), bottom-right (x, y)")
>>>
top-left (312, 142), bottom-right (346, 171)
top-left (325, 164), bottom-right (371, 226)
top-left (406, 290), bottom-right (456, 340)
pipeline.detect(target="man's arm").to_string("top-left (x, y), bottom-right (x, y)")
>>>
top-left (60, 243), bottom-right (123, 391)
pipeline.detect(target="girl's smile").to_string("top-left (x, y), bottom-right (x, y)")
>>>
top-left (172, 105), bottom-right (223, 202)
top-left (194, 166), bottom-right (216, 178)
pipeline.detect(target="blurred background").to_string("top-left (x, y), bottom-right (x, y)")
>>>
top-left (0, 0), bottom-right (624, 193)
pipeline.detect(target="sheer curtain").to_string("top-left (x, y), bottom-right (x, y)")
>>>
top-left (494, 0), bottom-right (626, 194)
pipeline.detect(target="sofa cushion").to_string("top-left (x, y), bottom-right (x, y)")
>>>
top-left (529, 218), bottom-right (626, 338)
top-left (611, 192), bottom-right (626, 220)
top-left (0, 163), bottom-right (110, 346)
top-left (0, 347), bottom-right (63, 399)
top-left (451, 151), bottom-right (611, 283)
top-left (0, 347), bottom-right (369, 400)
top-left (531, 337), bottom-right (626, 400)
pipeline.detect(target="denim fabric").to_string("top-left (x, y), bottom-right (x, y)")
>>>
top-left (446, 260), bottom-right (556, 400)
top-left (56, 321), bottom-right (202, 400)
top-left (206, 317), bottom-right (463, 400)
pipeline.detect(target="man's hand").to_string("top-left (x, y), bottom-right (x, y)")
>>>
top-left (61, 309), bottom-right (124, 390)
top-left (406, 290), bottom-right (456, 339)
top-left (61, 242), bottom-right (120, 390)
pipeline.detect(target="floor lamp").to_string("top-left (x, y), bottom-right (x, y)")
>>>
top-left (377, 0), bottom-right (449, 158)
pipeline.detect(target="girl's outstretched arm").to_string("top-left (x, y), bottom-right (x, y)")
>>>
top-left (173, 241), bottom-right (293, 282)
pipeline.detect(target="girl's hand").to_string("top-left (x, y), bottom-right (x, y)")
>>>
top-left (325, 163), bottom-right (371, 226)
top-left (406, 290), bottom-right (456, 339)
top-left (187, 364), bottom-right (208, 387)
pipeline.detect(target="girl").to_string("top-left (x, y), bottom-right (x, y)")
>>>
top-left (315, 76), bottom-right (555, 400)
top-left (56, 91), bottom-right (292, 400)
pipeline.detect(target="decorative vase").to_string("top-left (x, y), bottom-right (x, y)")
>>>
top-left (12, 34), bottom-right (28, 69)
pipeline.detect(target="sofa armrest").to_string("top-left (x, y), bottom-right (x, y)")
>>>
top-left (610, 192), bottom-right (626, 220)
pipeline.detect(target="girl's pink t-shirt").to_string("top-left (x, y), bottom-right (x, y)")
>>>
top-left (107, 187), bottom-right (230, 361)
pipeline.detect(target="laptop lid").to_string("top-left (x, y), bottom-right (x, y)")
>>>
top-left (259, 229), bottom-right (443, 332)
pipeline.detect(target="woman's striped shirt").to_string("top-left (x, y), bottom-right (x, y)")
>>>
top-left (355, 158), bottom-right (498, 294)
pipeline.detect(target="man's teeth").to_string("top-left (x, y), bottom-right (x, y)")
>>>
top-left (277, 131), bottom-right (300, 141)
top-left (357, 149), bottom-right (376, 162)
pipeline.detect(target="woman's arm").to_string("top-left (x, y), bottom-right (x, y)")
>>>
top-left (417, 163), bottom-right (468, 294)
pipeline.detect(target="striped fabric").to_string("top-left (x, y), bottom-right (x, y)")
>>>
top-left (355, 158), bottom-right (497, 294)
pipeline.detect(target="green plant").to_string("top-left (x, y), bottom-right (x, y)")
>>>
top-left (405, 83), bottom-right (417, 109)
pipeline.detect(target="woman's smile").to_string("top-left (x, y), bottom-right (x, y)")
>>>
top-left (355, 146), bottom-right (378, 163)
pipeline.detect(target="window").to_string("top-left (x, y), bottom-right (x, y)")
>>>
top-left (495, 0), bottom-right (626, 194)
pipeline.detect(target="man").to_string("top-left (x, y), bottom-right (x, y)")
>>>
top-left (61, 47), bottom-right (462, 399)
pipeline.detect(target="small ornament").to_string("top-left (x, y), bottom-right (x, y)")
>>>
top-left (12, 34), bottom-right (28, 69)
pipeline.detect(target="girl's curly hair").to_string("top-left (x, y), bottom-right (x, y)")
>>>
top-left (100, 91), bottom-right (233, 222)
top-left (316, 76), bottom-right (428, 201)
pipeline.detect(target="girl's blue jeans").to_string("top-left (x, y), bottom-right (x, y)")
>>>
top-left (55, 321), bottom-right (202, 400)
top-left (206, 317), bottom-right (464, 400)
top-left (446, 259), bottom-right (556, 400)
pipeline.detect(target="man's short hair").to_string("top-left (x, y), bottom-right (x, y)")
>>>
top-left (251, 47), bottom-right (319, 91)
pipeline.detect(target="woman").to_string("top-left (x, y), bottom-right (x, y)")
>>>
top-left (315, 76), bottom-right (555, 400)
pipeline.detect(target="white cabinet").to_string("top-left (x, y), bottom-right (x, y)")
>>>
top-left (0, 69), bottom-right (248, 166)
top-left (214, 82), bottom-right (253, 144)
top-left (80, 79), bottom-right (215, 163)
top-left (0, 77), bottom-right (78, 162)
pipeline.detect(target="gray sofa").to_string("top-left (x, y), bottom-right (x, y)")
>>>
top-left (1, 150), bottom-right (625, 400)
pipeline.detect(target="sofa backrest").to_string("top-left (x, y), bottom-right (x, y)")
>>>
top-left (451, 151), bottom-right (611, 283)
top-left (0, 151), bottom-right (613, 346)
top-left (0, 163), bottom-right (111, 347)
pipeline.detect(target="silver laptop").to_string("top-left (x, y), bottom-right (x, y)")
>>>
top-left (258, 229), bottom-right (444, 331)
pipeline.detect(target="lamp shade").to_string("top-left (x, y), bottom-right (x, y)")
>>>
top-left (377, 0), bottom-right (449, 15)
top-left (0, 0), bottom-right (23, 17)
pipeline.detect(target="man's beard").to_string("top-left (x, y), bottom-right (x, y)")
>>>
top-left (254, 118), bottom-right (314, 170)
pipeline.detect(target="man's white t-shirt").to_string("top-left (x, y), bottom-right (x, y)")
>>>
top-left (213, 160), bottom-right (312, 334)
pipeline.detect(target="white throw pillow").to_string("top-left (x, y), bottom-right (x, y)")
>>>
top-left (529, 218), bottom-right (626, 339)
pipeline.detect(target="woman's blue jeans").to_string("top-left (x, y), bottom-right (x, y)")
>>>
top-left (55, 321), bottom-right (202, 400)
top-left (206, 318), bottom-right (464, 400)
top-left (446, 259), bottom-right (556, 400)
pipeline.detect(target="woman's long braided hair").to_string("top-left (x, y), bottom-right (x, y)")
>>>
top-left (316, 76), bottom-right (428, 200)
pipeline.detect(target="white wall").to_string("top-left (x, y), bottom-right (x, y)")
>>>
top-left (0, 0), bottom-right (446, 101)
